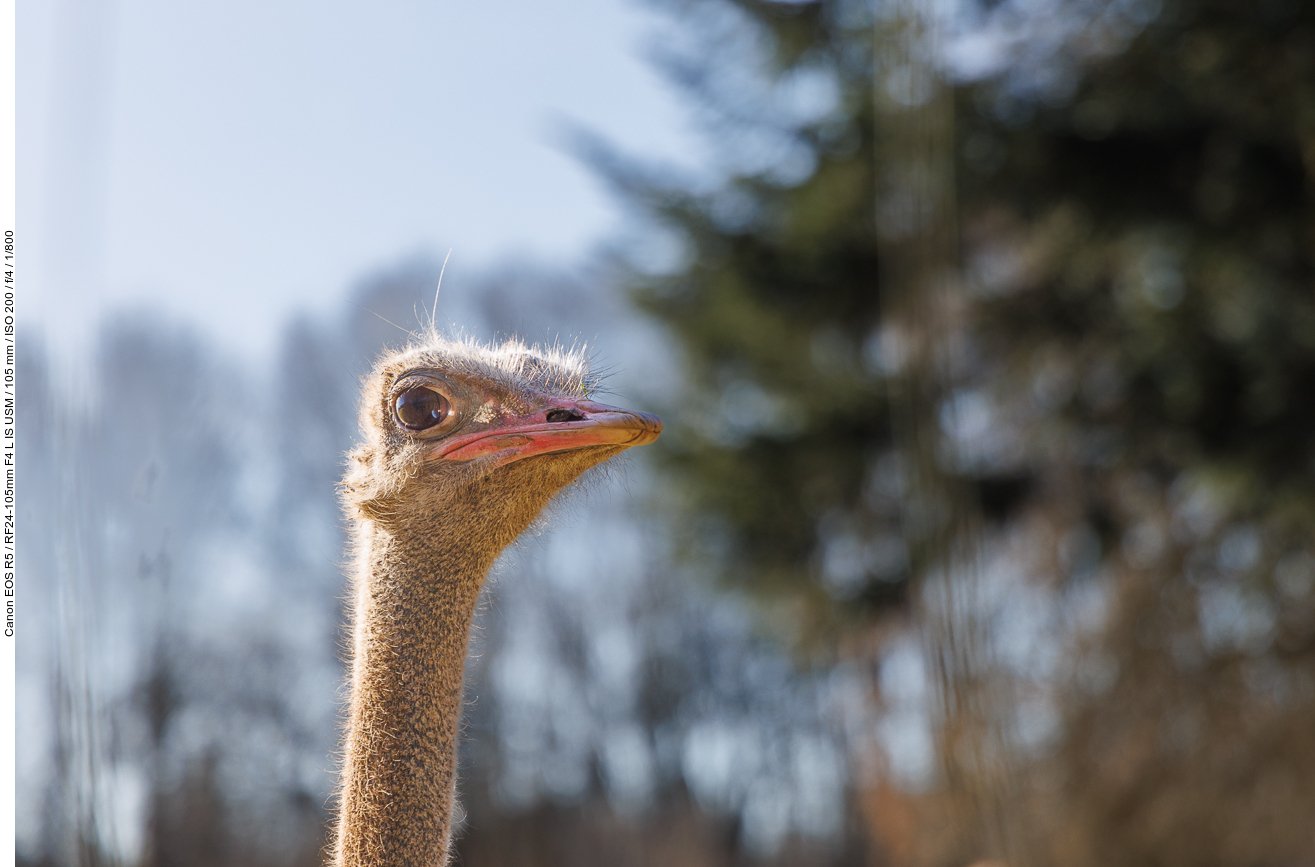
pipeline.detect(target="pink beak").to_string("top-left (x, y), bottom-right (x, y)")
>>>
top-left (436, 399), bottom-right (662, 466)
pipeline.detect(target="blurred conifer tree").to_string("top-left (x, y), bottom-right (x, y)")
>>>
top-left (603, 0), bottom-right (1315, 632)
top-left (604, 0), bottom-right (1315, 861)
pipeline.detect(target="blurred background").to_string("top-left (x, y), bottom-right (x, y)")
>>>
top-left (18, 0), bottom-right (1315, 865)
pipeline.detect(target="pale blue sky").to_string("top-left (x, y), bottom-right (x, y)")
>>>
top-left (21, 0), bottom-right (705, 365)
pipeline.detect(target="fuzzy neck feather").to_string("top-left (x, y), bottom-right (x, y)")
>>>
top-left (333, 503), bottom-right (498, 867)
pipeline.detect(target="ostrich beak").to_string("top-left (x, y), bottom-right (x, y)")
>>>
top-left (436, 398), bottom-right (663, 467)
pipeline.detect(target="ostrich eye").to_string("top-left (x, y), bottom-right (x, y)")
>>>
top-left (394, 386), bottom-right (450, 431)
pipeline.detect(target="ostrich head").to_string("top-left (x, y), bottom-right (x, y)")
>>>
top-left (342, 335), bottom-right (662, 566)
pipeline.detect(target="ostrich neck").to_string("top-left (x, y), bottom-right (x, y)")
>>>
top-left (333, 515), bottom-right (495, 867)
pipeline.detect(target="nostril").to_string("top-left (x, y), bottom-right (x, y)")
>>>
top-left (545, 408), bottom-right (585, 424)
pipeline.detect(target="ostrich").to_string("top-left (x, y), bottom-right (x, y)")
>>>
top-left (331, 335), bottom-right (661, 866)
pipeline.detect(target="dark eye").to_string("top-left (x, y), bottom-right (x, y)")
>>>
top-left (394, 386), bottom-right (451, 431)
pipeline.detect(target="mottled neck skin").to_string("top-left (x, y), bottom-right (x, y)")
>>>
top-left (333, 504), bottom-right (496, 867)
